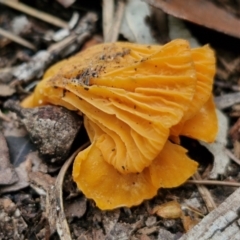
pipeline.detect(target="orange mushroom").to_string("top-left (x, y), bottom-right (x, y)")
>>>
top-left (171, 44), bottom-right (216, 138)
top-left (73, 133), bottom-right (197, 209)
top-left (21, 39), bottom-right (217, 209)
top-left (179, 95), bottom-right (218, 142)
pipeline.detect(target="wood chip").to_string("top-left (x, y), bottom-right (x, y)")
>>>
top-left (179, 187), bottom-right (240, 240)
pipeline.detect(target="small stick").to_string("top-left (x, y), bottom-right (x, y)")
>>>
top-left (0, 12), bottom-right (97, 84)
top-left (187, 179), bottom-right (240, 187)
top-left (0, 27), bottom-right (36, 50)
top-left (0, 0), bottom-right (69, 29)
top-left (224, 148), bottom-right (240, 166)
top-left (193, 172), bottom-right (217, 212)
top-left (106, 0), bottom-right (126, 42)
top-left (182, 205), bottom-right (205, 217)
top-left (102, 0), bottom-right (114, 42)
top-left (48, 35), bottom-right (77, 54)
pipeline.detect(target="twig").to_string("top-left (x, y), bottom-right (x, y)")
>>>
top-left (48, 12), bottom-right (97, 54)
top-left (0, 12), bottom-right (97, 84)
top-left (106, 0), bottom-right (126, 42)
top-left (182, 205), bottom-right (205, 217)
top-left (48, 35), bottom-right (77, 54)
top-left (187, 179), bottom-right (240, 187)
top-left (0, 0), bottom-right (69, 29)
top-left (55, 142), bottom-right (89, 240)
top-left (0, 27), bottom-right (36, 50)
top-left (224, 148), bottom-right (240, 166)
top-left (102, 0), bottom-right (114, 42)
top-left (192, 172), bottom-right (217, 212)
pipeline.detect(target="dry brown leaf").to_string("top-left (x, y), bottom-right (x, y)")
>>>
top-left (146, 0), bottom-right (240, 39)
top-left (181, 215), bottom-right (199, 232)
top-left (152, 201), bottom-right (182, 219)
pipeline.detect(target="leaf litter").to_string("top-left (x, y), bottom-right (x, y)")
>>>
top-left (0, 131), bottom-right (18, 185)
top-left (0, 0), bottom-right (240, 239)
top-left (145, 0), bottom-right (240, 39)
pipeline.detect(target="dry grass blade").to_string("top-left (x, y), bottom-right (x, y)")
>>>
top-left (0, 0), bottom-right (69, 29)
top-left (0, 27), bottom-right (36, 50)
top-left (54, 142), bottom-right (89, 240)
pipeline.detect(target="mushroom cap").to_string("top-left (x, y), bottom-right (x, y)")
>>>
top-left (171, 45), bottom-right (216, 136)
top-left (179, 95), bottom-right (218, 143)
top-left (73, 136), bottom-right (198, 210)
top-left (22, 39), bottom-right (197, 174)
top-left (21, 39), bottom-right (217, 209)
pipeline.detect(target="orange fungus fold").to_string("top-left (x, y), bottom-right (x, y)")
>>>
top-left (21, 39), bottom-right (218, 209)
